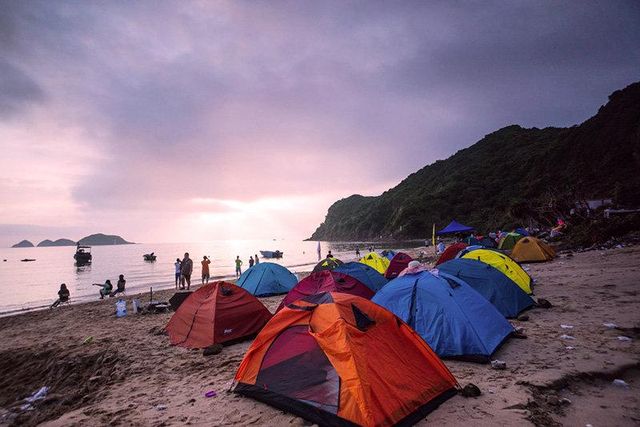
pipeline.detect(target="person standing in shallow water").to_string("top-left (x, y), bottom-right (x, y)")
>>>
top-left (174, 258), bottom-right (181, 289)
top-left (254, 254), bottom-right (259, 264)
top-left (181, 252), bottom-right (193, 290)
top-left (249, 256), bottom-right (254, 268)
top-left (235, 256), bottom-right (243, 278)
top-left (201, 256), bottom-right (211, 285)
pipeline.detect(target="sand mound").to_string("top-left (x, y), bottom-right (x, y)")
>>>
top-left (0, 346), bottom-right (126, 426)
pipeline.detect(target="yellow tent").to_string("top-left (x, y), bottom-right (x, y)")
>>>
top-left (462, 249), bottom-right (532, 294)
top-left (511, 237), bottom-right (555, 263)
top-left (359, 252), bottom-right (390, 275)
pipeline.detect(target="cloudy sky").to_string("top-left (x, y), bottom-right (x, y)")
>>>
top-left (1, 1), bottom-right (639, 245)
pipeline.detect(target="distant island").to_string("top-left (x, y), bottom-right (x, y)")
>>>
top-left (77, 233), bottom-right (133, 246)
top-left (11, 240), bottom-right (34, 248)
top-left (37, 238), bottom-right (76, 247)
top-left (11, 233), bottom-right (133, 248)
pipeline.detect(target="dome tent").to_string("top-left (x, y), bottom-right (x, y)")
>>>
top-left (236, 262), bottom-right (297, 297)
top-left (462, 248), bottom-right (533, 294)
top-left (233, 292), bottom-right (458, 427)
top-left (511, 237), bottom-right (556, 262)
top-left (358, 252), bottom-right (390, 275)
top-left (334, 262), bottom-right (388, 292)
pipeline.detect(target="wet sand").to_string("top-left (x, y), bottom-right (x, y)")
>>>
top-left (0, 246), bottom-right (638, 426)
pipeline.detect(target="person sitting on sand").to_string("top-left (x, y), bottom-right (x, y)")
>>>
top-left (326, 250), bottom-right (333, 259)
top-left (51, 283), bottom-right (70, 308)
top-left (174, 258), bottom-right (181, 289)
top-left (254, 254), bottom-right (259, 264)
top-left (92, 279), bottom-right (113, 299)
top-left (235, 256), bottom-right (243, 277)
top-left (110, 274), bottom-right (126, 297)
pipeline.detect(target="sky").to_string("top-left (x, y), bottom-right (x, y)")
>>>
top-left (1, 1), bottom-right (639, 245)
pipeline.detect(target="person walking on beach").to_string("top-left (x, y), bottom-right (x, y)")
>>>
top-left (254, 254), bottom-right (259, 264)
top-left (51, 283), bottom-right (70, 308)
top-left (110, 274), bottom-right (126, 297)
top-left (201, 256), bottom-right (211, 285)
top-left (180, 253), bottom-right (193, 290)
top-left (355, 248), bottom-right (360, 258)
top-left (235, 256), bottom-right (243, 277)
top-left (249, 255), bottom-right (254, 268)
top-left (174, 258), bottom-right (181, 289)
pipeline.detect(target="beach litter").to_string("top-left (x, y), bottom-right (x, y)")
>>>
top-left (617, 336), bottom-right (632, 342)
top-left (560, 334), bottom-right (575, 340)
top-left (537, 298), bottom-right (552, 309)
top-left (205, 390), bottom-right (217, 398)
top-left (560, 324), bottom-right (574, 329)
top-left (20, 386), bottom-right (49, 411)
top-left (491, 360), bottom-right (506, 370)
top-left (565, 346), bottom-right (575, 350)
top-left (82, 336), bottom-right (94, 345)
top-left (155, 404), bottom-right (167, 411)
top-left (612, 379), bottom-right (629, 388)
top-left (603, 322), bottom-right (618, 328)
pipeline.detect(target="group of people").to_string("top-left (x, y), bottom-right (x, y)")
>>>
top-left (235, 254), bottom-right (260, 277)
top-left (51, 274), bottom-right (127, 308)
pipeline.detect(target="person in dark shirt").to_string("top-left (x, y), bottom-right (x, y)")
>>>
top-left (51, 283), bottom-right (70, 308)
top-left (110, 274), bottom-right (126, 297)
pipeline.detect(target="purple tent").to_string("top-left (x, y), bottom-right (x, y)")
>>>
top-left (437, 220), bottom-right (475, 235)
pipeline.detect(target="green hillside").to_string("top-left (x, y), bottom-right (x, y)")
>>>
top-left (310, 82), bottom-right (640, 240)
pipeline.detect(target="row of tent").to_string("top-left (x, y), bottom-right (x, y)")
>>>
top-left (165, 244), bottom-right (541, 425)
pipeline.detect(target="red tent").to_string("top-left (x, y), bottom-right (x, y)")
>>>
top-left (276, 270), bottom-right (373, 312)
top-left (385, 252), bottom-right (414, 279)
top-left (166, 281), bottom-right (272, 348)
top-left (435, 242), bottom-right (468, 266)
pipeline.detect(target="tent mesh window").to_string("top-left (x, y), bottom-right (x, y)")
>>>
top-left (256, 325), bottom-right (340, 414)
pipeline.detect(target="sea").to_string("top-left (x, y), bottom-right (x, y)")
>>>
top-left (0, 239), bottom-right (426, 315)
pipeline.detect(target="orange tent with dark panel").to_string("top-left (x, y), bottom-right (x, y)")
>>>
top-left (233, 292), bottom-right (458, 427)
top-left (511, 237), bottom-right (556, 262)
top-left (166, 281), bottom-right (272, 348)
top-left (435, 242), bottom-right (467, 266)
top-left (384, 252), bottom-right (413, 279)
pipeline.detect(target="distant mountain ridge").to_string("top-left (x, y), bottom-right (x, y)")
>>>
top-left (11, 233), bottom-right (133, 248)
top-left (310, 81), bottom-right (640, 240)
top-left (37, 238), bottom-right (76, 247)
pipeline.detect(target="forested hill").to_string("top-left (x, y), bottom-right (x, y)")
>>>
top-left (309, 82), bottom-right (640, 241)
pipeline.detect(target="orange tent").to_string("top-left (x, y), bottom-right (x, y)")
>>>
top-left (166, 281), bottom-right (272, 348)
top-left (511, 237), bottom-right (556, 262)
top-left (233, 292), bottom-right (458, 426)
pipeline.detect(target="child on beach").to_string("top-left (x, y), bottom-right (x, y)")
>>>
top-left (51, 284), bottom-right (70, 308)
top-left (235, 256), bottom-right (243, 277)
top-left (174, 258), bottom-right (181, 289)
top-left (110, 274), bottom-right (126, 297)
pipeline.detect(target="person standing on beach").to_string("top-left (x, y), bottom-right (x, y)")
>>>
top-left (254, 254), bottom-right (259, 264)
top-left (235, 256), bottom-right (243, 277)
top-left (181, 253), bottom-right (193, 290)
top-left (201, 256), bottom-right (211, 285)
top-left (249, 256), bottom-right (254, 268)
top-left (355, 248), bottom-right (360, 258)
top-left (174, 258), bottom-right (181, 289)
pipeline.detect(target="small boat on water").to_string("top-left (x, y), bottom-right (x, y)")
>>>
top-left (143, 253), bottom-right (157, 262)
top-left (74, 244), bottom-right (92, 264)
top-left (260, 250), bottom-right (283, 259)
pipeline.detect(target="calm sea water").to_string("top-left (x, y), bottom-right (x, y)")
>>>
top-left (0, 239), bottom-right (424, 315)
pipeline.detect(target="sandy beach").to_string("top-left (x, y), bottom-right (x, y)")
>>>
top-left (0, 246), bottom-right (639, 427)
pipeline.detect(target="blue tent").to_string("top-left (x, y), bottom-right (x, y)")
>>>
top-left (236, 262), bottom-right (297, 297)
top-left (334, 262), bottom-right (388, 292)
top-left (437, 259), bottom-right (535, 318)
top-left (515, 227), bottom-right (530, 236)
top-left (380, 250), bottom-right (396, 260)
top-left (437, 220), bottom-right (475, 235)
top-left (372, 271), bottom-right (513, 361)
